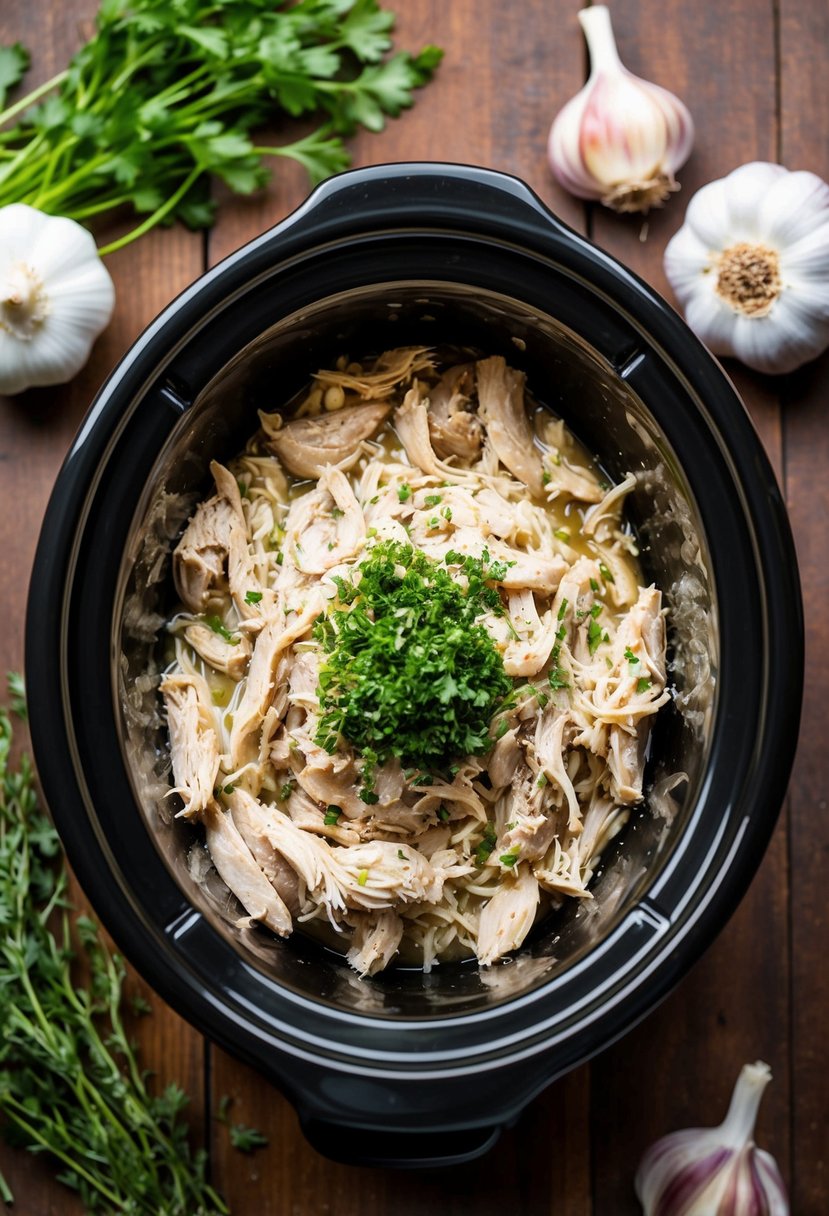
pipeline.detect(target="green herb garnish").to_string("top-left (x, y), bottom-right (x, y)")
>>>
top-left (587, 619), bottom-right (605, 656)
top-left (0, 2), bottom-right (441, 255)
top-left (554, 528), bottom-right (570, 542)
top-left (424, 493), bottom-right (442, 507)
top-left (0, 683), bottom-right (227, 1213)
top-left (314, 541), bottom-right (512, 771)
top-left (244, 589), bottom-right (263, 604)
top-left (599, 561), bottom-right (615, 584)
top-left (323, 805), bottom-right (342, 825)
top-left (397, 484), bottom-right (411, 502)
top-left (474, 822), bottom-right (497, 867)
top-left (624, 646), bottom-right (638, 665)
top-left (499, 849), bottom-right (520, 868)
top-left (589, 577), bottom-right (600, 593)
top-left (205, 614), bottom-right (239, 643)
top-left (357, 868), bottom-right (369, 887)
top-left (637, 677), bottom-right (653, 693)
top-left (279, 780), bottom-right (295, 800)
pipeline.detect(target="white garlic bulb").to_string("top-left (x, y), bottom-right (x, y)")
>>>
top-left (548, 6), bottom-right (694, 213)
top-left (0, 204), bottom-right (115, 396)
top-left (664, 162), bottom-right (829, 374)
top-left (635, 1061), bottom-right (789, 1216)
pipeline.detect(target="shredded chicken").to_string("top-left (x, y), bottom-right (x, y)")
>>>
top-left (163, 347), bottom-right (669, 977)
top-left (261, 402), bottom-right (391, 479)
top-left (476, 355), bottom-right (544, 496)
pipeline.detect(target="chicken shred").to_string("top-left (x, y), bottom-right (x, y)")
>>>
top-left (163, 347), bottom-right (669, 976)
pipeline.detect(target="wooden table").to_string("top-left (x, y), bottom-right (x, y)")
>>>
top-left (1, 1), bottom-right (826, 1212)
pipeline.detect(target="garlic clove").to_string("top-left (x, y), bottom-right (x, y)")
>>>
top-left (635, 1061), bottom-right (789, 1216)
top-left (757, 169), bottom-right (829, 248)
top-left (682, 177), bottom-right (733, 250)
top-left (721, 163), bottom-right (787, 239)
top-left (782, 224), bottom-right (829, 278)
top-left (548, 5), bottom-right (694, 214)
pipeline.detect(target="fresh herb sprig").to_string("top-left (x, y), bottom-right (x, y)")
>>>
top-left (0, 0), bottom-right (442, 255)
top-left (314, 541), bottom-right (513, 772)
top-left (0, 681), bottom-right (227, 1214)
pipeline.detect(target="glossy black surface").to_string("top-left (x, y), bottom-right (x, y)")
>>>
top-left (26, 165), bottom-right (803, 1167)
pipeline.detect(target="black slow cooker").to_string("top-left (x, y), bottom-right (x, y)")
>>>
top-left (26, 164), bottom-right (803, 1168)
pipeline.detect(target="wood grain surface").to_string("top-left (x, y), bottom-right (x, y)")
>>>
top-left (1, 1), bottom-right (826, 1213)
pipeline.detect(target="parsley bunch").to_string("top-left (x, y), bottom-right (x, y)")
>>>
top-left (314, 541), bottom-right (513, 774)
top-left (0, 681), bottom-right (227, 1214)
top-left (0, 0), bottom-right (441, 255)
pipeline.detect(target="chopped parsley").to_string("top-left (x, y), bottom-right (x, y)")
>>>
top-left (587, 619), bottom-right (606, 655)
top-left (494, 718), bottom-right (510, 739)
top-left (424, 493), bottom-right (442, 507)
top-left (475, 822), bottom-right (497, 866)
top-left (537, 773), bottom-right (548, 787)
top-left (590, 602), bottom-right (603, 619)
top-left (205, 614), bottom-right (239, 644)
top-left (542, 469), bottom-right (551, 485)
top-left (331, 506), bottom-right (345, 518)
top-left (279, 781), bottom-right (295, 801)
top-left (397, 484), bottom-right (411, 502)
top-left (323, 805), bottom-right (341, 825)
top-left (624, 646), bottom-right (638, 665)
top-left (442, 506), bottom-right (453, 521)
top-left (244, 589), bottom-right (263, 604)
top-left (398, 849), bottom-right (407, 860)
top-left (589, 577), bottom-right (600, 593)
top-left (314, 541), bottom-right (512, 771)
top-left (499, 849), bottom-right (519, 868)
top-left (637, 676), bottom-right (652, 693)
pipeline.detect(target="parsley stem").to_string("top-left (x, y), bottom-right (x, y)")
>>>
top-left (97, 164), bottom-right (203, 255)
top-left (0, 69), bottom-right (68, 129)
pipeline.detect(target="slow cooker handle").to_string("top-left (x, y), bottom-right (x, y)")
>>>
top-left (276, 161), bottom-right (579, 250)
top-left (299, 1115), bottom-right (504, 1170)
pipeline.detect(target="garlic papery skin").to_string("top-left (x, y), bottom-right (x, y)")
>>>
top-left (664, 162), bottom-right (829, 374)
top-left (548, 6), bottom-right (694, 213)
top-left (0, 203), bottom-right (115, 396)
top-left (635, 1061), bottom-right (789, 1216)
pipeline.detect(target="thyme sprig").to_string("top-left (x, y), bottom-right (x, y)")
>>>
top-left (0, 680), bottom-right (227, 1214)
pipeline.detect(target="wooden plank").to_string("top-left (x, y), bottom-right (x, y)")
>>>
top-left (0, 3), bottom-right (207, 1209)
top-left (588, 1), bottom-right (791, 1210)
top-left (779, 0), bottom-right (829, 1208)
top-left (207, 3), bottom-right (592, 1212)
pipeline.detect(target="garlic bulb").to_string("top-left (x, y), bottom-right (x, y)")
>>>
top-left (635, 1061), bottom-right (789, 1215)
top-left (664, 162), bottom-right (829, 374)
top-left (0, 204), bottom-right (115, 396)
top-left (548, 6), bottom-right (694, 213)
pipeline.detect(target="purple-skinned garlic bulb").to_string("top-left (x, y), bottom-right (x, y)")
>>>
top-left (548, 6), bottom-right (694, 214)
top-left (634, 1062), bottom-right (789, 1215)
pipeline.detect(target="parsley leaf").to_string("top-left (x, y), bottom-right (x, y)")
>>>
top-left (0, 42), bottom-right (29, 109)
top-left (0, 5), bottom-right (441, 255)
top-left (314, 541), bottom-right (512, 772)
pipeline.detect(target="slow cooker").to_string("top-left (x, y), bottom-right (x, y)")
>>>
top-left (26, 164), bottom-right (803, 1168)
